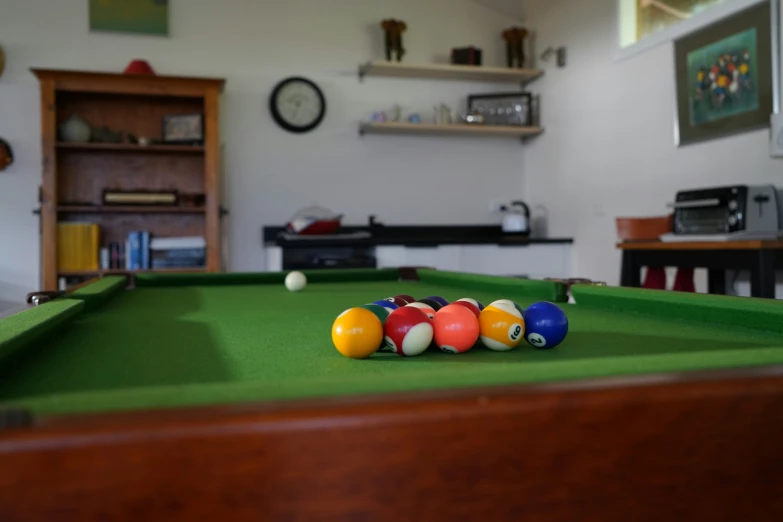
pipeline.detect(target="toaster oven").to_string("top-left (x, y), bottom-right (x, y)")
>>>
top-left (671, 185), bottom-right (782, 236)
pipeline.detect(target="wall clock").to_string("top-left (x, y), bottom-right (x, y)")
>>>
top-left (269, 77), bottom-right (326, 133)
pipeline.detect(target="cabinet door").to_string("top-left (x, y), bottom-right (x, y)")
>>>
top-left (402, 246), bottom-right (439, 268)
top-left (377, 246), bottom-right (462, 270)
top-left (264, 247), bottom-right (283, 272)
top-left (460, 245), bottom-right (571, 279)
top-left (376, 246), bottom-right (407, 268)
top-left (433, 246), bottom-right (462, 271)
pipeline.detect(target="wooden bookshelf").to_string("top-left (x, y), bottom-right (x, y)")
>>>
top-left (358, 61), bottom-right (543, 84)
top-left (56, 142), bottom-right (205, 153)
top-left (32, 68), bottom-right (226, 291)
top-left (359, 122), bottom-right (544, 139)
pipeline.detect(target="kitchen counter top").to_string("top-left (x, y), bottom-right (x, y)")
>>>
top-left (262, 225), bottom-right (573, 248)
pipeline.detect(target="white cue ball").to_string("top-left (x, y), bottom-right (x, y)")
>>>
top-left (285, 271), bottom-right (307, 292)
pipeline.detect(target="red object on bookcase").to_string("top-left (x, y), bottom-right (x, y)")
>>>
top-left (123, 59), bottom-right (156, 75)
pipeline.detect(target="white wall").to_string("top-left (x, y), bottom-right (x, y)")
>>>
top-left (522, 0), bottom-right (783, 294)
top-left (0, 0), bottom-right (524, 301)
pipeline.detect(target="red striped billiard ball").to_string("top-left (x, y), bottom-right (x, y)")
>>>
top-left (405, 301), bottom-right (436, 321)
top-left (456, 297), bottom-right (485, 311)
top-left (384, 296), bottom-right (409, 307)
top-left (384, 307), bottom-right (433, 356)
top-left (450, 299), bottom-right (480, 318)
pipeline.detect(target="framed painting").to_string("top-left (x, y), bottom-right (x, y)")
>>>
top-left (89, 0), bottom-right (169, 37)
top-left (674, 0), bottom-right (774, 146)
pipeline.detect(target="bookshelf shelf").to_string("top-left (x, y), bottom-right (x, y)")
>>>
top-left (56, 142), bottom-right (205, 154)
top-left (57, 205), bottom-right (206, 214)
top-left (59, 267), bottom-right (206, 277)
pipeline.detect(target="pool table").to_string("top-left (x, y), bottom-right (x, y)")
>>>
top-left (2, 268), bottom-right (783, 521)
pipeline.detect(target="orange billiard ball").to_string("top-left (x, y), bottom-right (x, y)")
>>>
top-left (332, 307), bottom-right (384, 359)
top-left (433, 303), bottom-right (480, 354)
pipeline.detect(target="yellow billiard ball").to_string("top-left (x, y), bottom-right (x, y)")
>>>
top-left (478, 300), bottom-right (525, 351)
top-left (331, 307), bottom-right (384, 359)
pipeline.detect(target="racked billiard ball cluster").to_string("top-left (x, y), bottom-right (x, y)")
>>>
top-left (331, 294), bottom-right (569, 359)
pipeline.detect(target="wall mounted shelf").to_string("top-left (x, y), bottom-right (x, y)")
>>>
top-left (358, 61), bottom-right (543, 84)
top-left (358, 122), bottom-right (544, 141)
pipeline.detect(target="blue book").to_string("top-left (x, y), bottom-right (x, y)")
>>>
top-left (128, 232), bottom-right (141, 270)
top-left (161, 248), bottom-right (206, 260)
top-left (140, 232), bottom-right (150, 270)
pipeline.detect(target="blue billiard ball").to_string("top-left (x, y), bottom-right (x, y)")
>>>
top-left (373, 300), bottom-right (399, 312)
top-left (426, 296), bottom-right (449, 307)
top-left (523, 301), bottom-right (568, 349)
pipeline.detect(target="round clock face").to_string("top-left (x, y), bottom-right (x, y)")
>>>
top-left (269, 77), bottom-right (326, 133)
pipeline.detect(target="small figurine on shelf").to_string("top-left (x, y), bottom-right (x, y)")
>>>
top-left (433, 104), bottom-right (453, 125)
top-left (92, 126), bottom-right (123, 143)
top-left (0, 138), bottom-right (13, 172)
top-left (381, 19), bottom-right (407, 62)
top-left (503, 27), bottom-right (529, 68)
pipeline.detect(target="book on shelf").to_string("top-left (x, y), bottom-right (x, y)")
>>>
top-left (102, 190), bottom-right (178, 206)
top-left (150, 236), bottom-right (206, 251)
top-left (152, 248), bottom-right (206, 260)
top-left (57, 222), bottom-right (100, 271)
top-left (151, 258), bottom-right (206, 269)
top-left (140, 231), bottom-right (150, 270)
top-left (61, 232), bottom-right (206, 274)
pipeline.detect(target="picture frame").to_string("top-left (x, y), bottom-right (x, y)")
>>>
top-left (89, 0), bottom-right (169, 37)
top-left (162, 114), bottom-right (204, 144)
top-left (467, 92), bottom-right (533, 126)
top-left (674, 0), bottom-right (775, 146)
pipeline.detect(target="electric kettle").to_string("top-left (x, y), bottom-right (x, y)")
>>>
top-left (501, 201), bottom-right (531, 235)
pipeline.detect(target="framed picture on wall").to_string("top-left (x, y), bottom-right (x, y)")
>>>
top-left (467, 92), bottom-right (533, 126)
top-left (673, 0), bottom-right (775, 146)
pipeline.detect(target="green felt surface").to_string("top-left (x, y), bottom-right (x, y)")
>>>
top-left (65, 276), bottom-right (127, 311)
top-left (2, 278), bottom-right (783, 416)
top-left (0, 300), bottom-right (84, 362)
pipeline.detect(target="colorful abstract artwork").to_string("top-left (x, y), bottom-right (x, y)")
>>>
top-left (89, 0), bottom-right (169, 36)
top-left (687, 28), bottom-right (758, 126)
top-left (673, 1), bottom-right (772, 146)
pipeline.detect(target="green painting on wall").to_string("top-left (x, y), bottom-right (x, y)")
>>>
top-left (89, 0), bottom-right (169, 36)
top-left (687, 28), bottom-right (759, 126)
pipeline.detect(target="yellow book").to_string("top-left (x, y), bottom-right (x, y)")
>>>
top-left (88, 224), bottom-right (100, 270)
top-left (74, 224), bottom-right (83, 270)
top-left (81, 224), bottom-right (91, 270)
top-left (57, 225), bottom-right (67, 271)
top-left (80, 224), bottom-right (88, 270)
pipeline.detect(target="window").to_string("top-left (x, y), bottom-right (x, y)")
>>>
top-left (617, 0), bottom-right (767, 60)
top-left (620, 0), bottom-right (730, 47)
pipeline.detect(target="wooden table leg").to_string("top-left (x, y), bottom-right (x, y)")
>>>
top-left (708, 270), bottom-right (726, 295)
top-left (620, 251), bottom-right (641, 287)
top-left (750, 251), bottom-right (776, 298)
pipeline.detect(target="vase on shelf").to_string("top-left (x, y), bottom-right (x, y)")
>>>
top-left (59, 114), bottom-right (92, 143)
